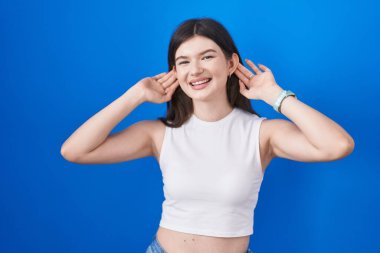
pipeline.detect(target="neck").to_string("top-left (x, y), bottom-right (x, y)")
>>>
top-left (192, 100), bottom-right (234, 122)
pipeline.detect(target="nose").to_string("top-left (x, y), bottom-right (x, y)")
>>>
top-left (189, 61), bottom-right (204, 76)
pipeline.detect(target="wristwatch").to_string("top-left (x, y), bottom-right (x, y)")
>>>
top-left (273, 90), bottom-right (296, 113)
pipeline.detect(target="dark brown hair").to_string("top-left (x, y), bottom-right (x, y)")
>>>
top-left (158, 17), bottom-right (261, 128)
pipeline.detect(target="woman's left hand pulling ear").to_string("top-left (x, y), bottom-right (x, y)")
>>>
top-left (234, 59), bottom-right (284, 106)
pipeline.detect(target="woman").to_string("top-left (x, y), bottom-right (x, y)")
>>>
top-left (61, 18), bottom-right (355, 253)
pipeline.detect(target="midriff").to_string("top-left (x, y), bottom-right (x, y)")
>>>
top-left (155, 226), bottom-right (250, 253)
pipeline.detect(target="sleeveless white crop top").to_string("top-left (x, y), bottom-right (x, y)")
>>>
top-left (158, 107), bottom-right (267, 237)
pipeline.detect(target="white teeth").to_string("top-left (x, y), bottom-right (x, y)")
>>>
top-left (191, 78), bottom-right (211, 86)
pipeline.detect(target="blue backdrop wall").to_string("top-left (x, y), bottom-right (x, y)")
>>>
top-left (1, 0), bottom-right (378, 252)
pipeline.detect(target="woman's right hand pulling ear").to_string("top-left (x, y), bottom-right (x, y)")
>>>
top-left (135, 69), bottom-right (180, 104)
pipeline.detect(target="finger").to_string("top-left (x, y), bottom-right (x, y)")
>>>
top-left (162, 74), bottom-right (177, 88)
top-left (238, 79), bottom-right (248, 97)
top-left (237, 63), bottom-right (255, 79)
top-left (258, 64), bottom-right (271, 72)
top-left (168, 79), bottom-right (180, 91)
top-left (156, 83), bottom-right (166, 94)
top-left (238, 65), bottom-right (255, 79)
top-left (245, 59), bottom-right (262, 74)
top-left (150, 77), bottom-right (166, 94)
top-left (164, 80), bottom-right (179, 98)
top-left (157, 70), bottom-right (174, 84)
top-left (153, 72), bottom-right (167, 80)
top-left (234, 68), bottom-right (250, 85)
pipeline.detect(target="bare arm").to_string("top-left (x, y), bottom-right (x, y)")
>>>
top-left (235, 59), bottom-right (355, 162)
top-left (60, 86), bottom-right (145, 161)
top-left (268, 94), bottom-right (355, 161)
top-left (60, 69), bottom-right (179, 163)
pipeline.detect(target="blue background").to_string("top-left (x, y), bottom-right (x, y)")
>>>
top-left (1, 0), bottom-right (378, 252)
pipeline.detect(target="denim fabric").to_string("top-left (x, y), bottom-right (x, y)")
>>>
top-left (145, 235), bottom-right (166, 253)
top-left (145, 234), bottom-right (253, 253)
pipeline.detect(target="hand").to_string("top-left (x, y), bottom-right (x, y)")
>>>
top-left (136, 69), bottom-right (180, 104)
top-left (234, 59), bottom-right (283, 105)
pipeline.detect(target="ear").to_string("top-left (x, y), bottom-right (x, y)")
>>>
top-left (227, 53), bottom-right (239, 76)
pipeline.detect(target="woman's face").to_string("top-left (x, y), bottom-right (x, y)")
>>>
top-left (174, 35), bottom-right (237, 101)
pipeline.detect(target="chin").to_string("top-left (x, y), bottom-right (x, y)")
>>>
top-left (191, 89), bottom-right (227, 102)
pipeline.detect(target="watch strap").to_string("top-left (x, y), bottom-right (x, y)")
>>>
top-left (273, 90), bottom-right (296, 113)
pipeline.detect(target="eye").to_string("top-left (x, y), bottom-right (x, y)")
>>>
top-left (202, 55), bottom-right (214, 60)
top-left (177, 56), bottom-right (214, 65)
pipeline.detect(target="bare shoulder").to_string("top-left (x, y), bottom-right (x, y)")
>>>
top-left (144, 119), bottom-right (166, 162)
top-left (259, 118), bottom-right (336, 162)
top-left (260, 118), bottom-right (302, 160)
top-left (259, 118), bottom-right (288, 154)
top-left (260, 118), bottom-right (296, 145)
top-left (258, 118), bottom-right (281, 173)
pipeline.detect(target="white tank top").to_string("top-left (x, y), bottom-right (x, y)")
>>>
top-left (158, 107), bottom-right (267, 237)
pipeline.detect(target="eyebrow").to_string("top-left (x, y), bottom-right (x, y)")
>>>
top-left (175, 49), bottom-right (217, 62)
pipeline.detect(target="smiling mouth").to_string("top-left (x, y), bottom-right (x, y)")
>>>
top-left (190, 78), bottom-right (212, 86)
